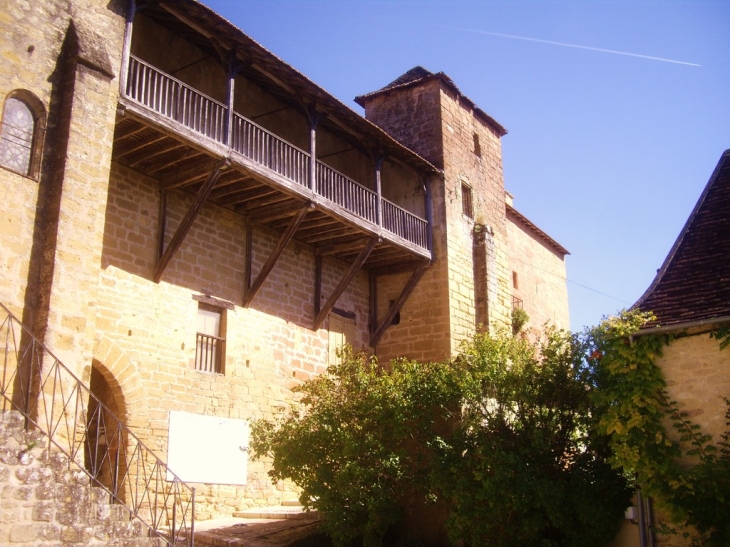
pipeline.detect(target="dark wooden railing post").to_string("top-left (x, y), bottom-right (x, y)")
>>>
top-left (422, 175), bottom-right (434, 254)
top-left (307, 108), bottom-right (322, 193)
top-left (375, 156), bottom-right (384, 227)
top-left (226, 56), bottom-right (245, 148)
top-left (119, 0), bottom-right (137, 97)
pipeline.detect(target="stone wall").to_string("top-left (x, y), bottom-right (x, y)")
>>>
top-left (0, 411), bottom-right (158, 546)
top-left (92, 161), bottom-right (372, 519)
top-left (506, 211), bottom-right (569, 332)
top-left (0, 0), bottom-right (125, 374)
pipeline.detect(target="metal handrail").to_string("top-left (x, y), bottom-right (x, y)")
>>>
top-left (0, 302), bottom-right (195, 546)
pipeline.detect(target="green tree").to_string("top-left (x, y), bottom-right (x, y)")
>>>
top-left (432, 330), bottom-right (631, 547)
top-left (251, 331), bottom-right (632, 547)
top-left (250, 348), bottom-right (455, 547)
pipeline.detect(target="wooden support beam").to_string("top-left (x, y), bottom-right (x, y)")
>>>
top-left (113, 122), bottom-right (147, 144)
top-left (375, 156), bottom-right (384, 227)
top-left (149, 150), bottom-right (206, 176)
top-left (157, 188), bottom-right (167, 260)
top-left (244, 201), bottom-right (301, 224)
top-left (315, 238), bottom-right (370, 257)
top-left (118, 0), bottom-right (136, 98)
top-left (128, 142), bottom-right (186, 168)
top-left (370, 264), bottom-right (428, 347)
top-left (115, 133), bottom-right (169, 159)
top-left (244, 221), bottom-right (252, 292)
top-left (242, 204), bottom-right (311, 307)
top-left (313, 237), bottom-right (378, 331)
top-left (160, 159), bottom-right (219, 190)
top-left (369, 272), bottom-right (377, 339)
top-left (314, 255), bottom-right (322, 318)
top-left (154, 158), bottom-right (228, 283)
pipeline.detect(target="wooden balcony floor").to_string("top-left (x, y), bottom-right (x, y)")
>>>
top-left (112, 115), bottom-right (430, 270)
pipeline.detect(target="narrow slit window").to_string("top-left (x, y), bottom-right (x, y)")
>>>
top-left (462, 183), bottom-right (473, 219)
top-left (473, 132), bottom-right (481, 158)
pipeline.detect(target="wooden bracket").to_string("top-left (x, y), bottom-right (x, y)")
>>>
top-left (313, 237), bottom-right (378, 331)
top-left (370, 264), bottom-right (428, 347)
top-left (154, 158), bottom-right (228, 283)
top-left (242, 204), bottom-right (311, 307)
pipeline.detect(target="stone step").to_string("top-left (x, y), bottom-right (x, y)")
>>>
top-left (232, 504), bottom-right (319, 520)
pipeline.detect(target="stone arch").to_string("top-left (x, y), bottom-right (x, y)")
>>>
top-left (90, 335), bottom-right (149, 430)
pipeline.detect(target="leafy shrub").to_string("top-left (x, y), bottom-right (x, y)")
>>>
top-left (252, 332), bottom-right (632, 547)
top-left (511, 307), bottom-right (529, 335)
top-left (432, 330), bottom-right (631, 547)
top-left (250, 348), bottom-right (456, 547)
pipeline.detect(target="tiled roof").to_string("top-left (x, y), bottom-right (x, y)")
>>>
top-left (355, 66), bottom-right (508, 137)
top-left (634, 150), bottom-right (730, 327)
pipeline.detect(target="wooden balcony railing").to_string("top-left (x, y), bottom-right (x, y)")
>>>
top-left (382, 199), bottom-right (428, 249)
top-left (231, 112), bottom-right (309, 186)
top-left (316, 162), bottom-right (378, 224)
top-left (125, 55), bottom-right (430, 252)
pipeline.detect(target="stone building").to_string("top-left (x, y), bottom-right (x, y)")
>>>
top-left (0, 0), bottom-right (569, 538)
top-left (616, 149), bottom-right (730, 547)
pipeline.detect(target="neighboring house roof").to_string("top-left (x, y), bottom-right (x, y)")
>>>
top-left (506, 204), bottom-right (570, 258)
top-left (354, 66), bottom-right (508, 138)
top-left (634, 149), bottom-right (730, 328)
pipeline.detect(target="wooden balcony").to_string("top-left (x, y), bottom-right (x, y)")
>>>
top-left (114, 55), bottom-right (431, 272)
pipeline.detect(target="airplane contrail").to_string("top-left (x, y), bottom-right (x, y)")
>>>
top-left (442, 25), bottom-right (701, 67)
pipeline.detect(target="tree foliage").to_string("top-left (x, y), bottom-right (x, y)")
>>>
top-left (433, 330), bottom-right (631, 547)
top-left (251, 331), bottom-right (631, 547)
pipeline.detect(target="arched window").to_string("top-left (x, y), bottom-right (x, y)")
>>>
top-left (0, 93), bottom-right (44, 179)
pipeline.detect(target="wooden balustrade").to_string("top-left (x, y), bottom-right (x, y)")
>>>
top-left (316, 162), bottom-right (378, 224)
top-left (382, 199), bottom-right (428, 249)
top-left (125, 55), bottom-right (429, 251)
top-left (231, 113), bottom-right (309, 186)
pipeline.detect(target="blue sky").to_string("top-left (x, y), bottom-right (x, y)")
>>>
top-left (202, 0), bottom-right (729, 331)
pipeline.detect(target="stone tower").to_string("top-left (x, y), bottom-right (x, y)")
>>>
top-left (356, 67), bottom-right (513, 362)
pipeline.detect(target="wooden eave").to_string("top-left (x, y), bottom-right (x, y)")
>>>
top-left (141, 0), bottom-right (440, 175)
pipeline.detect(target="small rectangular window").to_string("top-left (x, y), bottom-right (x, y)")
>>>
top-left (328, 309), bottom-right (356, 366)
top-left (196, 304), bottom-right (225, 373)
top-left (462, 183), bottom-right (473, 219)
top-left (512, 271), bottom-right (519, 289)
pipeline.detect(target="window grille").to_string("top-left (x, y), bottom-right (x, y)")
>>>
top-left (196, 305), bottom-right (225, 373)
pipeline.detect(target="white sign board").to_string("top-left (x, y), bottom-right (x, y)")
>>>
top-left (166, 411), bottom-right (248, 485)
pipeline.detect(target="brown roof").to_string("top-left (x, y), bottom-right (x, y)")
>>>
top-left (354, 66), bottom-right (508, 138)
top-left (634, 149), bottom-right (730, 327)
top-left (506, 204), bottom-right (570, 258)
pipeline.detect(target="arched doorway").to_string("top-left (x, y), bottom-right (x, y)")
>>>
top-left (84, 361), bottom-right (127, 500)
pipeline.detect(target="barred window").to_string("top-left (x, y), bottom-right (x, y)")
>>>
top-left (0, 97), bottom-right (35, 177)
top-left (195, 304), bottom-right (225, 374)
top-left (462, 183), bottom-right (473, 219)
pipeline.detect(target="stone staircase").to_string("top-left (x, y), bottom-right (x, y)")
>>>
top-left (0, 410), bottom-right (161, 546)
top-left (232, 500), bottom-right (319, 520)
top-left (191, 501), bottom-right (321, 547)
